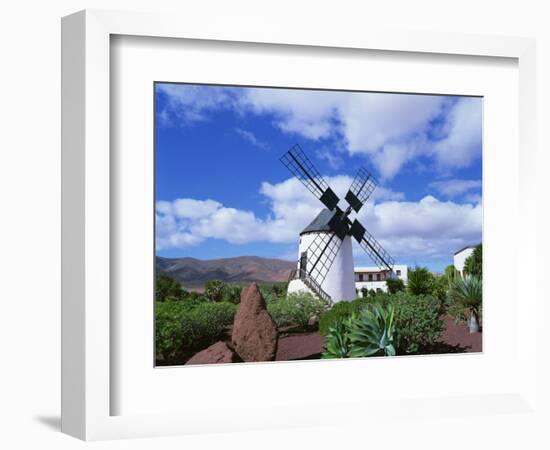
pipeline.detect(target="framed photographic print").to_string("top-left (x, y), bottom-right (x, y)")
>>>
top-left (62, 9), bottom-right (537, 441)
top-left (153, 82), bottom-right (483, 367)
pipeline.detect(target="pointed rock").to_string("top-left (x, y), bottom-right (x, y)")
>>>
top-left (231, 283), bottom-right (278, 362)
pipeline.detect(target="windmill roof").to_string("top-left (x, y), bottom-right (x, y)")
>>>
top-left (300, 209), bottom-right (334, 235)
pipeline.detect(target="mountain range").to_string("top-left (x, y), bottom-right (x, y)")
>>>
top-left (156, 255), bottom-right (296, 290)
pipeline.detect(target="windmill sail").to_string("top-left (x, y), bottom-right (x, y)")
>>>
top-left (304, 232), bottom-right (344, 287)
top-left (345, 167), bottom-right (377, 213)
top-left (358, 227), bottom-right (394, 272)
top-left (281, 143), bottom-right (396, 302)
top-left (280, 144), bottom-right (340, 211)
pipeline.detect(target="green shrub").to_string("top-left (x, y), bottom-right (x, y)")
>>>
top-left (322, 318), bottom-right (353, 359)
top-left (155, 273), bottom-right (187, 302)
top-left (464, 244), bottom-right (482, 278)
top-left (431, 274), bottom-right (450, 307)
top-left (204, 280), bottom-right (227, 302)
top-left (447, 275), bottom-right (482, 325)
top-left (319, 298), bottom-right (374, 335)
top-left (267, 292), bottom-right (329, 329)
top-left (349, 304), bottom-right (396, 357)
top-left (391, 292), bottom-right (443, 354)
top-left (221, 284), bottom-right (242, 304)
top-left (386, 277), bottom-right (405, 294)
top-left (155, 301), bottom-right (237, 360)
top-left (320, 292), bottom-right (442, 355)
top-left (322, 303), bottom-right (396, 358)
top-left (319, 301), bottom-right (355, 336)
top-left (407, 266), bottom-right (434, 296)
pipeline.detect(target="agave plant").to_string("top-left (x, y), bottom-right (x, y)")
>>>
top-left (321, 317), bottom-right (353, 359)
top-left (348, 304), bottom-right (396, 357)
top-left (447, 275), bottom-right (482, 333)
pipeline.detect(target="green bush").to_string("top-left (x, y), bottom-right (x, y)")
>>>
top-left (391, 292), bottom-right (443, 354)
top-left (319, 298), bottom-right (370, 335)
top-left (322, 318), bottom-right (353, 359)
top-left (349, 304), bottom-right (396, 357)
top-left (221, 284), bottom-right (242, 304)
top-left (432, 274), bottom-right (450, 307)
top-left (447, 275), bottom-right (482, 326)
top-left (407, 266), bottom-right (434, 296)
top-left (155, 273), bottom-right (187, 302)
top-left (267, 292), bottom-right (329, 329)
top-left (322, 303), bottom-right (396, 358)
top-left (320, 292), bottom-right (442, 355)
top-left (386, 277), bottom-right (405, 294)
top-left (204, 280), bottom-right (227, 302)
top-left (155, 301), bottom-right (237, 360)
top-left (464, 244), bottom-right (482, 278)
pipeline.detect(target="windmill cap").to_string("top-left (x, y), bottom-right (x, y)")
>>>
top-left (300, 209), bottom-right (334, 235)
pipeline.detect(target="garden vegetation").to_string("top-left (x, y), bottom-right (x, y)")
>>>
top-left (155, 249), bottom-right (482, 363)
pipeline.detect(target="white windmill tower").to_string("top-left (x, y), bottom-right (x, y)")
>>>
top-left (281, 144), bottom-right (395, 304)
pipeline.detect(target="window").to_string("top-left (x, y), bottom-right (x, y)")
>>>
top-left (396, 269), bottom-right (401, 276)
top-left (358, 273), bottom-right (364, 282)
top-left (376, 274), bottom-right (381, 281)
top-left (299, 252), bottom-right (307, 276)
top-left (368, 274), bottom-right (373, 281)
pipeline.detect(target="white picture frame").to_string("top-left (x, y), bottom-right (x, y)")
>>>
top-left (61, 9), bottom-right (537, 441)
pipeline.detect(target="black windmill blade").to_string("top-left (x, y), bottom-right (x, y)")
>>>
top-left (280, 144), bottom-right (340, 211)
top-left (345, 167), bottom-right (378, 213)
top-left (303, 232), bottom-right (344, 287)
top-left (280, 143), bottom-right (395, 286)
top-left (350, 219), bottom-right (395, 272)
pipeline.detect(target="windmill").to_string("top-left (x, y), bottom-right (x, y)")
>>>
top-left (281, 144), bottom-right (395, 303)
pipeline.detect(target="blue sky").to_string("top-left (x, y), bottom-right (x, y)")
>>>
top-left (155, 83), bottom-right (482, 272)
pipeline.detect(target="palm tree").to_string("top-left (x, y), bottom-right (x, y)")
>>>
top-left (407, 266), bottom-right (434, 296)
top-left (447, 276), bottom-right (482, 333)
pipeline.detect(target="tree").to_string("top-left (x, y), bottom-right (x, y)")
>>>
top-left (221, 284), bottom-right (242, 304)
top-left (444, 265), bottom-right (459, 283)
top-left (431, 274), bottom-right (449, 306)
top-left (155, 273), bottom-right (186, 302)
top-left (407, 266), bottom-right (434, 296)
top-left (386, 277), bottom-right (405, 294)
top-left (464, 244), bottom-right (482, 278)
top-left (204, 280), bottom-right (227, 302)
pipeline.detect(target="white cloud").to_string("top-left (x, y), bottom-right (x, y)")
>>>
top-left (157, 176), bottom-right (480, 263)
top-left (158, 84), bottom-right (482, 180)
top-left (235, 128), bottom-right (269, 150)
top-left (429, 178), bottom-right (482, 198)
top-left (316, 147), bottom-right (344, 170)
top-left (433, 97), bottom-right (483, 169)
top-left (237, 88), bottom-right (339, 140)
top-left (156, 84), bottom-right (235, 125)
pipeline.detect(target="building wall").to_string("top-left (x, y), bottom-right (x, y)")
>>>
top-left (354, 264), bottom-right (408, 295)
top-left (287, 232), bottom-right (356, 302)
top-left (454, 247), bottom-right (475, 276)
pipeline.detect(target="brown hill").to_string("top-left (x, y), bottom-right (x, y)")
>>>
top-left (156, 255), bottom-right (295, 290)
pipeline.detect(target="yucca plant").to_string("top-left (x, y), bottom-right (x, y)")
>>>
top-left (348, 304), bottom-right (396, 357)
top-left (447, 275), bottom-right (482, 333)
top-left (321, 317), bottom-right (353, 359)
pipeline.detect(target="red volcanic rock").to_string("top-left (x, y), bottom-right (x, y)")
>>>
top-left (231, 283), bottom-right (278, 362)
top-left (185, 341), bottom-right (241, 365)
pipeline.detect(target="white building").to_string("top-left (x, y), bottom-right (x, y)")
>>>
top-left (287, 209), bottom-right (356, 303)
top-left (354, 265), bottom-right (408, 295)
top-left (453, 246), bottom-right (476, 276)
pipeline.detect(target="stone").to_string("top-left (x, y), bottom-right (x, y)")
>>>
top-left (231, 283), bottom-right (279, 362)
top-left (185, 341), bottom-right (241, 365)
